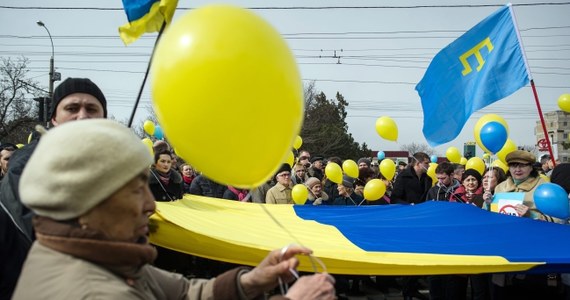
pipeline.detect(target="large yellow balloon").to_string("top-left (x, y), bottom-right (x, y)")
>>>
top-left (342, 159), bottom-right (359, 178)
top-left (293, 136), bottom-right (303, 150)
top-left (558, 94), bottom-right (570, 113)
top-left (459, 157), bottom-right (468, 165)
top-left (474, 114), bottom-right (509, 153)
top-left (363, 179), bottom-right (386, 201)
top-left (446, 147), bottom-right (461, 163)
top-left (497, 139), bottom-right (517, 164)
top-left (491, 160), bottom-right (508, 173)
top-left (152, 5), bottom-right (303, 188)
top-left (291, 184), bottom-right (308, 205)
top-left (466, 157), bottom-right (485, 176)
top-left (325, 162), bottom-right (343, 184)
top-left (375, 116), bottom-right (398, 142)
top-left (143, 120), bottom-right (155, 136)
top-left (379, 158), bottom-right (396, 181)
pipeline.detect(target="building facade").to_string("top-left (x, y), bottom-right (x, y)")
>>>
top-left (534, 110), bottom-right (570, 163)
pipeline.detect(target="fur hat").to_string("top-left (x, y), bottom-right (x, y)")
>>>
top-left (274, 163), bottom-right (292, 180)
top-left (305, 177), bottom-right (321, 189)
top-left (20, 119), bottom-right (152, 220)
top-left (506, 150), bottom-right (536, 165)
top-left (340, 175), bottom-right (355, 189)
top-left (51, 78), bottom-right (107, 118)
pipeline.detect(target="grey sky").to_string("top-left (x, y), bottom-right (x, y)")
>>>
top-left (1, 1), bottom-right (569, 156)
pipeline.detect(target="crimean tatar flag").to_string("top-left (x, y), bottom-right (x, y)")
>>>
top-left (416, 4), bottom-right (530, 147)
top-left (119, 0), bottom-right (179, 45)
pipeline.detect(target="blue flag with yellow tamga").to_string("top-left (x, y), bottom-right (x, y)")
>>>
top-left (416, 4), bottom-right (530, 146)
top-left (119, 0), bottom-right (178, 45)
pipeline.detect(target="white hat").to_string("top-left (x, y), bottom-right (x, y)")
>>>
top-left (20, 119), bottom-right (152, 220)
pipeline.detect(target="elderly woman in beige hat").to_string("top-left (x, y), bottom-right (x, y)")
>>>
top-left (494, 150), bottom-right (558, 222)
top-left (13, 119), bottom-right (335, 300)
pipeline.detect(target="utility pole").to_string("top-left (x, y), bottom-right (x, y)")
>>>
top-left (37, 21), bottom-right (61, 125)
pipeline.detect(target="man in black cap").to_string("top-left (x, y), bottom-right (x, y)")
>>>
top-left (0, 78), bottom-right (107, 299)
top-left (266, 164), bottom-right (293, 204)
top-left (308, 156), bottom-right (324, 181)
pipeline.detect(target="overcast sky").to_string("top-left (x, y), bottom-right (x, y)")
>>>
top-left (1, 1), bottom-right (569, 156)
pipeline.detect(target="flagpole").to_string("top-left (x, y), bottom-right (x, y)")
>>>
top-left (508, 3), bottom-right (556, 166)
top-left (127, 21), bottom-right (167, 128)
top-left (530, 80), bottom-right (556, 166)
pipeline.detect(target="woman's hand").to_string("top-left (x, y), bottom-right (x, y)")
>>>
top-left (515, 204), bottom-right (529, 217)
top-left (483, 191), bottom-right (493, 204)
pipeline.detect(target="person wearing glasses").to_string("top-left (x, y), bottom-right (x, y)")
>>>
top-left (266, 164), bottom-right (293, 204)
top-left (494, 150), bottom-right (557, 221)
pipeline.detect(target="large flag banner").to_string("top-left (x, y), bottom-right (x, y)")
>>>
top-left (416, 4), bottom-right (530, 146)
top-left (119, 0), bottom-right (178, 45)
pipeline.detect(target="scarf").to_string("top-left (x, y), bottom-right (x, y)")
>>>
top-left (33, 216), bottom-right (157, 279)
top-left (156, 169), bottom-right (171, 186)
top-left (183, 175), bottom-right (194, 185)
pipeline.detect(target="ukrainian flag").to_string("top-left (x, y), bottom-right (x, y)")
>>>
top-left (150, 195), bottom-right (570, 275)
top-left (119, 0), bottom-right (178, 45)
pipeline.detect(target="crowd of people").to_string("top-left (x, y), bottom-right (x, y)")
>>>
top-left (1, 77), bottom-right (570, 300)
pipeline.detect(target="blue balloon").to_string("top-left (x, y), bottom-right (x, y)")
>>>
top-left (377, 151), bottom-right (385, 160)
top-left (430, 155), bottom-right (438, 163)
top-left (154, 125), bottom-right (164, 140)
top-left (479, 121), bottom-right (508, 154)
top-left (534, 183), bottom-right (569, 219)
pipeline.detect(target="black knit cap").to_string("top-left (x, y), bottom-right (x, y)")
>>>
top-left (462, 168), bottom-right (482, 186)
top-left (51, 78), bottom-right (107, 118)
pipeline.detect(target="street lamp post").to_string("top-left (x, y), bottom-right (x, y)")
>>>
top-left (36, 21), bottom-right (60, 123)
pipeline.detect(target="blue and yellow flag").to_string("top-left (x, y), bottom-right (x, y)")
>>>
top-left (119, 0), bottom-right (178, 45)
top-left (416, 4), bottom-right (530, 147)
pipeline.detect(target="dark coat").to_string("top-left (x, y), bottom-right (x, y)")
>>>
top-left (188, 175), bottom-right (227, 199)
top-left (391, 166), bottom-right (432, 204)
top-left (426, 179), bottom-right (461, 201)
top-left (149, 169), bottom-right (184, 202)
top-left (0, 140), bottom-right (37, 299)
top-left (332, 192), bottom-right (364, 206)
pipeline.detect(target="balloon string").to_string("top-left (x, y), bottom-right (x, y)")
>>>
top-left (127, 21), bottom-right (167, 128)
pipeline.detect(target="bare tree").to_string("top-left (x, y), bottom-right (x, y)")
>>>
top-left (0, 57), bottom-right (41, 143)
top-left (400, 142), bottom-right (437, 156)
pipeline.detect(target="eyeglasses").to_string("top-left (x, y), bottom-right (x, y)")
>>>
top-left (277, 172), bottom-right (291, 177)
top-left (508, 163), bottom-right (531, 169)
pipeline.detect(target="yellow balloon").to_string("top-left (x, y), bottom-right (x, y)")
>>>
top-left (497, 139), bottom-right (517, 164)
top-left (459, 157), bottom-right (468, 165)
top-left (293, 136), bottom-right (303, 150)
top-left (558, 94), bottom-right (570, 113)
top-left (342, 159), bottom-right (359, 178)
top-left (363, 179), bottom-right (386, 201)
top-left (141, 138), bottom-right (154, 156)
top-left (445, 147), bottom-right (461, 163)
top-left (143, 120), bottom-right (155, 136)
top-left (466, 157), bottom-right (485, 176)
top-left (152, 5), bottom-right (303, 189)
top-left (539, 174), bottom-right (551, 183)
top-left (286, 151), bottom-right (294, 167)
top-left (291, 184), bottom-right (308, 205)
top-left (474, 114), bottom-right (509, 153)
top-left (375, 116), bottom-right (398, 142)
top-left (379, 158), bottom-right (396, 181)
top-left (491, 160), bottom-right (508, 173)
top-left (427, 163), bottom-right (438, 186)
top-left (482, 153), bottom-right (490, 160)
top-left (325, 162), bottom-right (343, 184)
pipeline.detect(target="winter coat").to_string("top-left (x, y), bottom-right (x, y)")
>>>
top-left (189, 175), bottom-right (227, 199)
top-left (332, 192), bottom-right (364, 206)
top-left (149, 169), bottom-right (184, 202)
top-left (305, 190), bottom-right (329, 205)
top-left (449, 185), bottom-right (485, 208)
top-left (391, 166), bottom-right (432, 204)
top-left (13, 242), bottom-right (247, 300)
top-left (265, 182), bottom-right (293, 204)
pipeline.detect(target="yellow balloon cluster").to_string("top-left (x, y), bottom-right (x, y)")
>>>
top-left (459, 157), bottom-right (468, 165)
top-left (151, 5), bottom-right (303, 188)
top-left (375, 116), bottom-right (398, 142)
top-left (474, 114), bottom-right (509, 153)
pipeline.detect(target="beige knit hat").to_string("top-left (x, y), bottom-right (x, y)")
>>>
top-left (20, 119), bottom-right (152, 220)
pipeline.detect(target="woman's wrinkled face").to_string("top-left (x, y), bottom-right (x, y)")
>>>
top-left (311, 183), bottom-right (322, 196)
top-left (79, 171), bottom-right (156, 243)
top-left (463, 175), bottom-right (479, 192)
top-left (483, 170), bottom-right (498, 190)
top-left (155, 154), bottom-right (172, 173)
